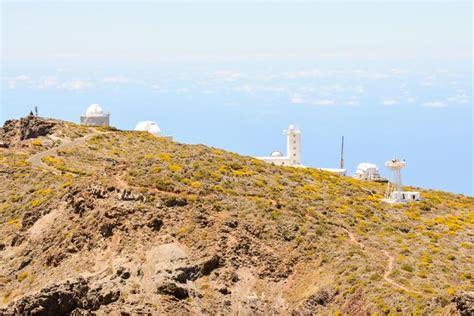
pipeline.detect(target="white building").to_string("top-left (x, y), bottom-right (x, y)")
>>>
top-left (256, 125), bottom-right (346, 175)
top-left (319, 168), bottom-right (346, 176)
top-left (80, 104), bottom-right (110, 126)
top-left (134, 121), bottom-right (173, 140)
top-left (388, 191), bottom-right (421, 203)
top-left (353, 163), bottom-right (382, 181)
top-left (257, 125), bottom-right (302, 167)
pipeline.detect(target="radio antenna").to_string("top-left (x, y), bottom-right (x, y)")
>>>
top-left (340, 136), bottom-right (345, 169)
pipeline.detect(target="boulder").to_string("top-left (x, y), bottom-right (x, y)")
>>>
top-left (156, 282), bottom-right (189, 300)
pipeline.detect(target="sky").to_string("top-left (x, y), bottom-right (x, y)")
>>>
top-left (1, 1), bottom-right (473, 195)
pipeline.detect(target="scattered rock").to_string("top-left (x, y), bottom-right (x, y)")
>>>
top-left (67, 188), bottom-right (94, 215)
top-left (224, 219), bottom-right (238, 229)
top-left (453, 292), bottom-right (474, 316)
top-left (231, 272), bottom-right (239, 283)
top-left (116, 267), bottom-right (131, 280)
top-left (200, 255), bottom-right (220, 276)
top-left (340, 291), bottom-right (368, 316)
top-left (303, 287), bottom-right (338, 307)
top-left (163, 197), bottom-right (187, 207)
top-left (219, 287), bottom-right (231, 295)
top-left (18, 257), bottom-right (32, 270)
top-left (174, 265), bottom-right (201, 283)
top-left (195, 213), bottom-right (210, 228)
top-left (45, 253), bottom-right (67, 267)
top-left (156, 282), bottom-right (189, 300)
top-left (118, 189), bottom-right (145, 202)
top-left (85, 285), bottom-right (121, 310)
top-left (100, 223), bottom-right (115, 238)
top-left (91, 186), bottom-right (108, 199)
top-left (10, 233), bottom-right (25, 247)
top-left (174, 255), bottom-right (220, 283)
top-left (147, 218), bottom-right (163, 231)
top-left (22, 210), bottom-right (44, 229)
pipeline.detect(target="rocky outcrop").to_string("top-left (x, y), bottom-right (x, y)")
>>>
top-left (304, 287), bottom-right (338, 307)
top-left (118, 189), bottom-right (146, 202)
top-left (453, 292), bottom-right (474, 316)
top-left (156, 282), bottom-right (189, 300)
top-left (174, 255), bottom-right (220, 283)
top-left (0, 278), bottom-right (120, 315)
top-left (163, 197), bottom-right (187, 207)
top-left (2, 116), bottom-right (57, 147)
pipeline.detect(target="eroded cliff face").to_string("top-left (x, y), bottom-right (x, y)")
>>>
top-left (0, 117), bottom-right (473, 315)
top-left (1, 115), bottom-right (59, 147)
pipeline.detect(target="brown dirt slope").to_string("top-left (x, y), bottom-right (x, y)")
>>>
top-left (0, 116), bottom-right (473, 315)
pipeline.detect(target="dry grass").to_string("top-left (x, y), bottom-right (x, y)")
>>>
top-left (0, 120), bottom-right (473, 314)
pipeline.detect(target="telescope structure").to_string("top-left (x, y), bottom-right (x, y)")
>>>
top-left (383, 159), bottom-right (420, 203)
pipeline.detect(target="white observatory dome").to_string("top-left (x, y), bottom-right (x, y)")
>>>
top-left (284, 124), bottom-right (301, 135)
top-left (270, 151), bottom-right (283, 157)
top-left (85, 104), bottom-right (105, 116)
top-left (135, 121), bottom-right (161, 136)
top-left (357, 163), bottom-right (378, 173)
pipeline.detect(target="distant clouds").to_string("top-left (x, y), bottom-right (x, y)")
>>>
top-left (5, 75), bottom-right (92, 91)
top-left (211, 70), bottom-right (244, 82)
top-left (102, 76), bottom-right (130, 84)
top-left (6, 75), bottom-right (31, 89)
top-left (421, 93), bottom-right (470, 108)
top-left (446, 93), bottom-right (469, 104)
top-left (290, 94), bottom-right (304, 104)
top-left (60, 80), bottom-right (91, 90)
top-left (2, 67), bottom-right (471, 109)
top-left (422, 101), bottom-right (447, 108)
top-left (381, 99), bottom-right (397, 106)
top-left (312, 99), bottom-right (335, 106)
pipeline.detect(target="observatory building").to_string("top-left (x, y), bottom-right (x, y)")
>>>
top-left (135, 121), bottom-right (161, 136)
top-left (383, 159), bottom-right (421, 203)
top-left (134, 121), bottom-right (173, 140)
top-left (257, 125), bottom-right (302, 167)
top-left (256, 125), bottom-right (346, 175)
top-left (353, 163), bottom-right (385, 182)
top-left (80, 104), bottom-right (110, 126)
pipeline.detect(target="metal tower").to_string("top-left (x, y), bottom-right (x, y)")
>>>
top-left (384, 159), bottom-right (406, 202)
top-left (340, 136), bottom-right (345, 169)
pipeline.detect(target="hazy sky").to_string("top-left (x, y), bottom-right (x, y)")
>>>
top-left (2, 1), bottom-right (472, 64)
top-left (1, 1), bottom-right (473, 195)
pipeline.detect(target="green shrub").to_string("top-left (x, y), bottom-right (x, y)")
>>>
top-left (17, 271), bottom-right (29, 282)
top-left (401, 264), bottom-right (414, 273)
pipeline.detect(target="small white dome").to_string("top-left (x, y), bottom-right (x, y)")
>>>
top-left (135, 121), bottom-right (161, 136)
top-left (270, 151), bottom-right (283, 157)
top-left (284, 124), bottom-right (301, 135)
top-left (356, 163), bottom-right (378, 172)
top-left (85, 104), bottom-right (105, 116)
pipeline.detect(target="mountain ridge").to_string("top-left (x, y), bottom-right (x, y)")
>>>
top-left (0, 116), bottom-right (473, 315)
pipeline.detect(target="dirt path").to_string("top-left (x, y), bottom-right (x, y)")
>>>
top-left (381, 250), bottom-right (421, 294)
top-left (343, 228), bottom-right (421, 295)
top-left (27, 132), bottom-right (101, 175)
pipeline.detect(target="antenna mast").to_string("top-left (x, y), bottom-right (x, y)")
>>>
top-left (34, 106), bottom-right (38, 117)
top-left (340, 136), bottom-right (345, 169)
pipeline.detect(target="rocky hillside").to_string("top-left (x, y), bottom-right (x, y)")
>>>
top-left (0, 116), bottom-right (473, 315)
